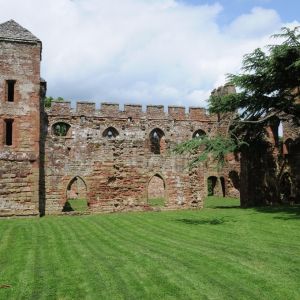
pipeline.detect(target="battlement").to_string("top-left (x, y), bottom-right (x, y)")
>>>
top-left (46, 101), bottom-right (216, 121)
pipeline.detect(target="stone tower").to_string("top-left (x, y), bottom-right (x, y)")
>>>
top-left (0, 20), bottom-right (43, 216)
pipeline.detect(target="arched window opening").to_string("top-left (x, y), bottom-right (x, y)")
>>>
top-left (148, 174), bottom-right (166, 207)
top-left (150, 128), bottom-right (165, 154)
top-left (207, 176), bottom-right (218, 196)
top-left (63, 176), bottom-right (88, 212)
top-left (103, 127), bottom-right (119, 139)
top-left (52, 122), bottom-right (70, 137)
top-left (193, 129), bottom-right (206, 139)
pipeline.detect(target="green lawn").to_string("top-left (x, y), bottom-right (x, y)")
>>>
top-left (63, 199), bottom-right (88, 212)
top-left (0, 197), bottom-right (299, 299)
top-left (148, 197), bottom-right (166, 207)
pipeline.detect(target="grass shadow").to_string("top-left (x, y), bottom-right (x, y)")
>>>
top-left (204, 197), bottom-right (300, 221)
top-left (253, 205), bottom-right (300, 220)
top-left (175, 217), bottom-right (227, 225)
top-left (213, 205), bottom-right (241, 209)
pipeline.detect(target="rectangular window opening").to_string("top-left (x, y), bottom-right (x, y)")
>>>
top-left (6, 80), bottom-right (16, 102)
top-left (5, 119), bottom-right (13, 146)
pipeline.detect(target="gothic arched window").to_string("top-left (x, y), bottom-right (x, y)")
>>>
top-left (52, 122), bottom-right (71, 137)
top-left (192, 129), bottom-right (206, 139)
top-left (103, 127), bottom-right (119, 139)
top-left (149, 128), bottom-right (165, 154)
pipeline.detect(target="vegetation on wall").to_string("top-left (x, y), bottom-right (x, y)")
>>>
top-left (174, 134), bottom-right (246, 168)
top-left (44, 96), bottom-right (65, 108)
top-left (174, 27), bottom-right (300, 204)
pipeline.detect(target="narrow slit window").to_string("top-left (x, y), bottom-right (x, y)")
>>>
top-left (7, 80), bottom-right (16, 102)
top-left (5, 119), bottom-right (13, 146)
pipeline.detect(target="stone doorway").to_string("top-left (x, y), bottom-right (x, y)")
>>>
top-left (63, 176), bottom-right (88, 212)
top-left (147, 174), bottom-right (166, 207)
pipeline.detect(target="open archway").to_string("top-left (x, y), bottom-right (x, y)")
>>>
top-left (207, 176), bottom-right (218, 196)
top-left (63, 176), bottom-right (88, 212)
top-left (147, 174), bottom-right (166, 207)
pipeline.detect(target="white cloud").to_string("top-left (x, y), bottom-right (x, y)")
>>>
top-left (0, 0), bottom-right (298, 108)
top-left (225, 7), bottom-right (281, 38)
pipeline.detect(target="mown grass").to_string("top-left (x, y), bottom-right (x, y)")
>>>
top-left (68, 199), bottom-right (88, 211)
top-left (0, 197), bottom-right (299, 299)
top-left (148, 197), bottom-right (165, 207)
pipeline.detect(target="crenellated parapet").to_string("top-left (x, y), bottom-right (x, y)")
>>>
top-left (47, 101), bottom-right (217, 122)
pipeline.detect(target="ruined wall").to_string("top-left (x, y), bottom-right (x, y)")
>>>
top-left (44, 101), bottom-right (239, 214)
top-left (0, 39), bottom-right (41, 216)
top-left (282, 116), bottom-right (300, 202)
top-left (0, 21), bottom-right (242, 217)
top-left (239, 116), bottom-right (300, 207)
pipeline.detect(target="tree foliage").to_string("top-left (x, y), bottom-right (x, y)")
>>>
top-left (174, 135), bottom-right (247, 168)
top-left (44, 96), bottom-right (64, 108)
top-left (174, 27), bottom-right (300, 166)
top-left (209, 26), bottom-right (300, 124)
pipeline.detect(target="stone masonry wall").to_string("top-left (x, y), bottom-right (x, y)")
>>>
top-left (0, 40), bottom-right (41, 216)
top-left (44, 102), bottom-right (240, 214)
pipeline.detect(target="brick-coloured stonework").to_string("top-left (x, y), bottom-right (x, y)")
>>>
top-left (3, 20), bottom-right (298, 216)
top-left (0, 20), bottom-right (42, 216)
top-left (0, 20), bottom-right (241, 216)
top-left (43, 100), bottom-right (239, 214)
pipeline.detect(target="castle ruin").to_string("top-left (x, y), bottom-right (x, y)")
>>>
top-left (0, 20), bottom-right (298, 217)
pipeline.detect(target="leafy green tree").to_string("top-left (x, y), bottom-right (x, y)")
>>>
top-left (209, 26), bottom-right (300, 136)
top-left (174, 27), bottom-right (300, 205)
top-left (44, 96), bottom-right (65, 108)
top-left (176, 27), bottom-right (300, 162)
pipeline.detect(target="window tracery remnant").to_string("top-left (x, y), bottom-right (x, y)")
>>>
top-left (52, 122), bottom-right (70, 137)
top-left (103, 127), bottom-right (119, 139)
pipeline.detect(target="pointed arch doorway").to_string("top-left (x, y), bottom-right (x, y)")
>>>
top-left (147, 174), bottom-right (166, 207)
top-left (63, 176), bottom-right (88, 212)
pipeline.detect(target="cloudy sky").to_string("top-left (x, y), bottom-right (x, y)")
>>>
top-left (0, 0), bottom-right (299, 108)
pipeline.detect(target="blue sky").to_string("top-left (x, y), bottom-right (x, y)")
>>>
top-left (0, 0), bottom-right (299, 108)
top-left (180, 0), bottom-right (300, 24)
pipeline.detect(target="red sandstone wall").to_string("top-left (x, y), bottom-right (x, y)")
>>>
top-left (43, 102), bottom-right (238, 214)
top-left (0, 40), bottom-right (41, 216)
